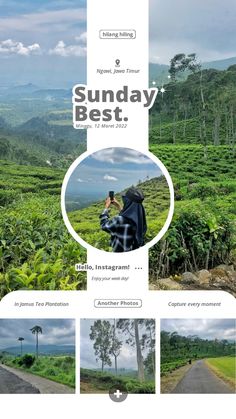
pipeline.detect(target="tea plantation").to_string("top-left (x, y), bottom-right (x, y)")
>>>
top-left (0, 161), bottom-right (87, 299)
top-left (149, 145), bottom-right (236, 284)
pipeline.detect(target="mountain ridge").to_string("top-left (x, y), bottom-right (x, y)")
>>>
top-left (0, 344), bottom-right (75, 356)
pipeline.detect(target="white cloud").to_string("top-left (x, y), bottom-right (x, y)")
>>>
top-left (0, 39), bottom-right (41, 56)
top-left (0, 9), bottom-right (86, 34)
top-left (75, 32), bottom-right (87, 43)
top-left (91, 148), bottom-right (153, 165)
top-left (77, 178), bottom-right (86, 183)
top-left (49, 34), bottom-right (86, 57)
top-left (161, 319), bottom-right (236, 341)
top-left (103, 174), bottom-right (118, 181)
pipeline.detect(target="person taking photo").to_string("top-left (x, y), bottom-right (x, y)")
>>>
top-left (99, 187), bottom-right (147, 252)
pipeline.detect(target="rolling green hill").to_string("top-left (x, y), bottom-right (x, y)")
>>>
top-left (0, 114), bottom-right (86, 168)
top-left (68, 176), bottom-right (170, 251)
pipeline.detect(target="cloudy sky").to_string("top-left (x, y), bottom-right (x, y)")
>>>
top-left (0, 319), bottom-right (75, 349)
top-left (65, 148), bottom-right (161, 206)
top-left (80, 319), bottom-right (153, 370)
top-left (150, 0), bottom-right (236, 64)
top-left (0, 0), bottom-right (86, 87)
top-left (2, 1), bottom-right (235, 87)
top-left (161, 319), bottom-right (236, 341)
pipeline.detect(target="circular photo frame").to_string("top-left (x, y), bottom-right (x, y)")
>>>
top-left (61, 147), bottom-right (174, 253)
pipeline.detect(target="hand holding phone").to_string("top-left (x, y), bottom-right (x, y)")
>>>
top-left (109, 190), bottom-right (114, 201)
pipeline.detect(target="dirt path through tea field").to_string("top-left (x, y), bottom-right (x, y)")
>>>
top-left (172, 360), bottom-right (234, 393)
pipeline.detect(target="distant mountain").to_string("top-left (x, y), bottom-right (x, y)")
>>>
top-left (18, 116), bottom-right (50, 133)
top-left (17, 115), bottom-right (86, 144)
top-left (0, 85), bottom-right (70, 100)
top-left (1, 344), bottom-right (75, 356)
top-left (149, 63), bottom-right (169, 84)
top-left (103, 368), bottom-right (136, 373)
top-left (203, 56), bottom-right (236, 70)
top-left (0, 116), bottom-right (8, 130)
top-left (5, 83), bottom-right (39, 96)
top-left (149, 56), bottom-right (236, 84)
top-left (32, 89), bottom-right (71, 100)
top-left (9, 83), bottom-right (38, 92)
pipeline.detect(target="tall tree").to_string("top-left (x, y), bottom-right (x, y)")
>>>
top-left (17, 337), bottom-right (24, 356)
top-left (110, 319), bottom-right (122, 375)
top-left (169, 53), bottom-right (200, 81)
top-left (117, 319), bottom-right (145, 382)
top-left (89, 320), bottom-right (112, 371)
top-left (30, 325), bottom-right (42, 358)
top-left (141, 320), bottom-right (156, 376)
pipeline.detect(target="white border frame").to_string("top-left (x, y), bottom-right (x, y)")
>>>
top-left (61, 146), bottom-right (175, 254)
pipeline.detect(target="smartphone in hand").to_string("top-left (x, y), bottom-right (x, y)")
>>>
top-left (109, 191), bottom-right (114, 201)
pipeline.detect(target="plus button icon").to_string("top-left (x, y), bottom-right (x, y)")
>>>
top-left (114, 389), bottom-right (122, 399)
top-left (109, 387), bottom-right (128, 402)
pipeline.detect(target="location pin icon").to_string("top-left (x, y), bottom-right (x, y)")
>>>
top-left (115, 59), bottom-right (120, 67)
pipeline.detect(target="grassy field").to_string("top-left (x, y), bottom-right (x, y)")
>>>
top-left (4, 355), bottom-right (75, 388)
top-left (80, 368), bottom-right (155, 394)
top-left (206, 357), bottom-right (236, 389)
top-left (68, 176), bottom-right (170, 251)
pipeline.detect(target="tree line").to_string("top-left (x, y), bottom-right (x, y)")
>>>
top-left (150, 53), bottom-right (236, 150)
top-left (161, 330), bottom-right (235, 363)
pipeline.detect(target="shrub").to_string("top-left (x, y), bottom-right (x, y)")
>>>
top-left (21, 354), bottom-right (35, 368)
top-left (126, 381), bottom-right (155, 394)
top-left (44, 368), bottom-right (57, 376)
top-left (149, 209), bottom-right (234, 277)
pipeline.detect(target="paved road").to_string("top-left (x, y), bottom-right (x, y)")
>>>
top-left (0, 365), bottom-right (39, 393)
top-left (0, 364), bottom-right (74, 394)
top-left (172, 360), bottom-right (234, 394)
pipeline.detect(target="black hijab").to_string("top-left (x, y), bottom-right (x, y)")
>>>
top-left (119, 188), bottom-right (147, 247)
